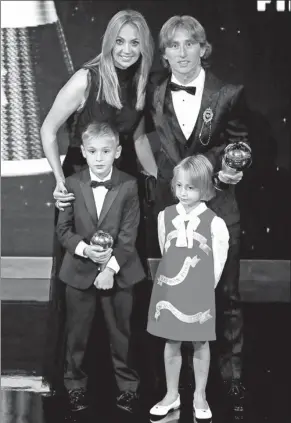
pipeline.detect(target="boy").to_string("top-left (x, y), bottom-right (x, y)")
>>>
top-left (56, 121), bottom-right (145, 412)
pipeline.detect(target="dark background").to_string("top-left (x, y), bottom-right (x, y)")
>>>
top-left (1, 0), bottom-right (290, 258)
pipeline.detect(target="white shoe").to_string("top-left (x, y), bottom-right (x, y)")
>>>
top-left (150, 409), bottom-right (180, 423)
top-left (150, 394), bottom-right (180, 417)
top-left (193, 400), bottom-right (212, 420)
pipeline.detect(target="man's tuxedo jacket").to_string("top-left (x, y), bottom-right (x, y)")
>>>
top-left (146, 70), bottom-right (250, 227)
top-left (56, 166), bottom-right (145, 290)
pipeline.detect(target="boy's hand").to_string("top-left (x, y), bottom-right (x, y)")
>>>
top-left (94, 268), bottom-right (115, 290)
top-left (84, 246), bottom-right (112, 264)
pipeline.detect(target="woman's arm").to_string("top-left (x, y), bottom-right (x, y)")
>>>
top-left (40, 68), bottom-right (89, 184)
top-left (134, 117), bottom-right (158, 178)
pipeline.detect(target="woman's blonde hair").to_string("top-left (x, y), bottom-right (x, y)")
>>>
top-left (159, 15), bottom-right (212, 69)
top-left (171, 155), bottom-right (215, 201)
top-left (83, 9), bottom-right (154, 110)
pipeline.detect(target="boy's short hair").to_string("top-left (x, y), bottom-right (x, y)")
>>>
top-left (81, 121), bottom-right (119, 145)
top-left (171, 154), bottom-right (215, 201)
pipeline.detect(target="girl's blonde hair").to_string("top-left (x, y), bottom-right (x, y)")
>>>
top-left (159, 15), bottom-right (212, 69)
top-left (83, 9), bottom-right (154, 111)
top-left (171, 155), bottom-right (215, 201)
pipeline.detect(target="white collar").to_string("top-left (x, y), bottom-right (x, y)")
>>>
top-left (176, 201), bottom-right (207, 218)
top-left (171, 68), bottom-right (205, 88)
top-left (89, 167), bottom-right (112, 182)
top-left (171, 202), bottom-right (206, 249)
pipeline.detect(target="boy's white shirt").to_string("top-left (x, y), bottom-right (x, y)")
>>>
top-left (157, 202), bottom-right (229, 287)
top-left (75, 167), bottom-right (120, 274)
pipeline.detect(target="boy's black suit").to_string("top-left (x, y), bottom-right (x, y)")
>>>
top-left (57, 166), bottom-right (145, 289)
top-left (56, 166), bottom-right (145, 392)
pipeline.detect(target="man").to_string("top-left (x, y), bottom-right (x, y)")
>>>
top-left (138, 15), bottom-right (250, 417)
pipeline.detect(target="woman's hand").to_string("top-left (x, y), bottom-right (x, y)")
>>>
top-left (140, 169), bottom-right (156, 179)
top-left (53, 180), bottom-right (75, 211)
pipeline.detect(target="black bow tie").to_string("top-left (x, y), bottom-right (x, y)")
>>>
top-left (169, 82), bottom-right (196, 95)
top-left (90, 180), bottom-right (113, 190)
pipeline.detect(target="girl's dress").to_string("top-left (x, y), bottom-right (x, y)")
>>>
top-left (147, 202), bottom-right (229, 342)
top-left (42, 61), bottom-right (144, 391)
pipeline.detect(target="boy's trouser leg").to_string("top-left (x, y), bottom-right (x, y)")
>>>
top-left (100, 285), bottom-right (140, 393)
top-left (64, 285), bottom-right (96, 391)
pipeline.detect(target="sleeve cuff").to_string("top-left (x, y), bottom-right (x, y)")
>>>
top-left (75, 240), bottom-right (88, 257)
top-left (158, 210), bottom-right (165, 253)
top-left (106, 256), bottom-right (120, 274)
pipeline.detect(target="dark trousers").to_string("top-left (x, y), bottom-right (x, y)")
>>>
top-left (64, 284), bottom-right (139, 393)
top-left (214, 223), bottom-right (243, 381)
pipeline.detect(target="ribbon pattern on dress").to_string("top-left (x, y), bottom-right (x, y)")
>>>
top-left (155, 301), bottom-right (212, 324)
top-left (157, 255), bottom-right (200, 286)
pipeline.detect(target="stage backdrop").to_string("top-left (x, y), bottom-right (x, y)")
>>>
top-left (1, 0), bottom-right (290, 259)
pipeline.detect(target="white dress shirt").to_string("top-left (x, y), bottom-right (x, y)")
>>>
top-left (171, 68), bottom-right (205, 140)
top-left (75, 168), bottom-right (120, 274)
top-left (157, 202), bottom-right (229, 287)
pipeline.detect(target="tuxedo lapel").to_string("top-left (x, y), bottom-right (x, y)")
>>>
top-left (79, 168), bottom-right (98, 226)
top-left (165, 89), bottom-right (187, 146)
top-left (98, 167), bottom-right (121, 227)
top-left (153, 77), bottom-right (182, 165)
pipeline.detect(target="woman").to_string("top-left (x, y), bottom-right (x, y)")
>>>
top-left (41, 9), bottom-right (156, 202)
top-left (41, 9), bottom-right (156, 394)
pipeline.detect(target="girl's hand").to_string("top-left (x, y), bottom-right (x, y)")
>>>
top-left (53, 180), bottom-right (75, 211)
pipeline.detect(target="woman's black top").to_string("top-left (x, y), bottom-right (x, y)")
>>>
top-left (65, 61), bottom-right (143, 177)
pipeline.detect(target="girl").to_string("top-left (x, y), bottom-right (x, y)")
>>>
top-left (147, 155), bottom-right (229, 420)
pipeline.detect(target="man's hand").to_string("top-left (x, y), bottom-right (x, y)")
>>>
top-left (94, 267), bottom-right (115, 290)
top-left (218, 170), bottom-right (243, 185)
top-left (84, 246), bottom-right (112, 264)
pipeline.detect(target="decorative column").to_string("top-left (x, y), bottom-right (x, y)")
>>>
top-left (1, 0), bottom-right (74, 176)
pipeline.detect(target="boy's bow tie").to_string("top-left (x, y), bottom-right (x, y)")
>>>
top-left (169, 82), bottom-right (196, 95)
top-left (90, 180), bottom-right (113, 190)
